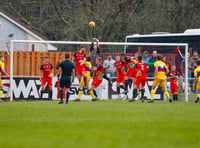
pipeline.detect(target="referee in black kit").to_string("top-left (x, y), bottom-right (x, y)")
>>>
top-left (58, 53), bottom-right (75, 104)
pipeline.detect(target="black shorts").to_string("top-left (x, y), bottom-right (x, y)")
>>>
top-left (60, 76), bottom-right (71, 88)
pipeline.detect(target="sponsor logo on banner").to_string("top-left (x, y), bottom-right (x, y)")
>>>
top-left (2, 77), bottom-right (166, 100)
top-left (2, 77), bottom-right (108, 100)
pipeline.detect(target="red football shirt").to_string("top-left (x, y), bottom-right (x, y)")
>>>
top-left (170, 71), bottom-right (178, 85)
top-left (125, 61), bottom-right (135, 70)
top-left (115, 60), bottom-right (126, 75)
top-left (40, 64), bottom-right (53, 78)
top-left (136, 61), bottom-right (149, 77)
top-left (73, 52), bottom-right (86, 66)
top-left (94, 64), bottom-right (104, 80)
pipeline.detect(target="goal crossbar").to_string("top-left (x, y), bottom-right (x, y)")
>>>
top-left (9, 40), bottom-right (189, 102)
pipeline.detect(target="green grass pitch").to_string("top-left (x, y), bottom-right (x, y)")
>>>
top-left (0, 100), bottom-right (200, 148)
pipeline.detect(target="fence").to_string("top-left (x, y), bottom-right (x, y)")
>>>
top-left (0, 51), bottom-right (177, 76)
top-left (0, 51), bottom-right (72, 76)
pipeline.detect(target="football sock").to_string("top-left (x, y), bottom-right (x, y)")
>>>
top-left (117, 87), bottom-right (120, 94)
top-left (173, 94), bottom-right (178, 101)
top-left (60, 90), bottom-right (63, 102)
top-left (49, 91), bottom-right (52, 100)
top-left (40, 91), bottom-right (44, 100)
top-left (150, 89), bottom-right (156, 100)
top-left (128, 79), bottom-right (132, 88)
top-left (125, 80), bottom-right (129, 95)
top-left (141, 89), bottom-right (145, 98)
top-left (176, 95), bottom-right (178, 101)
top-left (164, 91), bottom-right (170, 99)
top-left (0, 89), bottom-right (3, 99)
top-left (133, 88), bottom-right (137, 99)
top-left (173, 95), bottom-right (175, 101)
top-left (66, 92), bottom-right (70, 102)
top-left (89, 89), bottom-right (96, 99)
top-left (138, 90), bottom-right (142, 98)
top-left (77, 89), bottom-right (83, 99)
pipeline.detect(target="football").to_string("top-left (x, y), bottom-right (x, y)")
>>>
top-left (89, 21), bottom-right (96, 28)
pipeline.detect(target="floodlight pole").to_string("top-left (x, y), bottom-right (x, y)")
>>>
top-left (10, 40), bottom-right (14, 101)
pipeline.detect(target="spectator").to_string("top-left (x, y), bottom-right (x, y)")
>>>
top-left (142, 51), bottom-right (150, 63)
top-left (162, 56), bottom-right (170, 72)
top-left (90, 38), bottom-right (100, 67)
top-left (190, 50), bottom-right (200, 77)
top-left (147, 50), bottom-right (157, 77)
top-left (103, 54), bottom-right (116, 77)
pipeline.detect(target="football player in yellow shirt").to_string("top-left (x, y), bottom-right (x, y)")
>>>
top-left (193, 60), bottom-right (200, 103)
top-left (0, 55), bottom-right (9, 103)
top-left (75, 56), bottom-right (96, 101)
top-left (148, 54), bottom-right (172, 103)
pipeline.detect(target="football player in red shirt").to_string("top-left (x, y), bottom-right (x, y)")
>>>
top-left (73, 46), bottom-right (86, 82)
top-left (129, 56), bottom-right (150, 102)
top-left (40, 56), bottom-right (53, 100)
top-left (90, 57), bottom-right (104, 101)
top-left (123, 56), bottom-right (137, 100)
top-left (115, 55), bottom-right (126, 99)
top-left (169, 65), bottom-right (179, 101)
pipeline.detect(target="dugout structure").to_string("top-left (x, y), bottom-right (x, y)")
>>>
top-left (9, 40), bottom-right (189, 102)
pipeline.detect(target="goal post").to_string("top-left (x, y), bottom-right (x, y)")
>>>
top-left (9, 40), bottom-right (189, 102)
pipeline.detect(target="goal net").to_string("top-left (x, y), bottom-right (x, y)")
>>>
top-left (2, 40), bottom-right (189, 102)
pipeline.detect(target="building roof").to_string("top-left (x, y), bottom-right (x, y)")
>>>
top-left (0, 8), bottom-right (57, 50)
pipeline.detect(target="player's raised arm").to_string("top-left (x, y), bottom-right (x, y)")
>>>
top-left (72, 52), bottom-right (76, 63)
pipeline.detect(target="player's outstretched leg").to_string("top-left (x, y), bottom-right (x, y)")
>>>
top-left (103, 75), bottom-right (112, 84)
